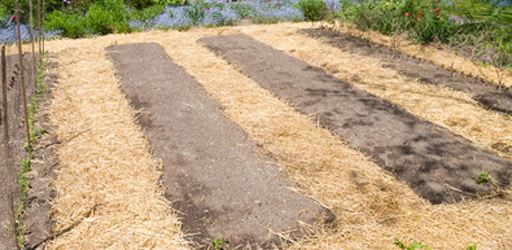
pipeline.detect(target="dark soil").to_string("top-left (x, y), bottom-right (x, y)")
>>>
top-left (106, 43), bottom-right (333, 249)
top-left (200, 34), bottom-right (512, 205)
top-left (301, 28), bottom-right (512, 115)
top-left (0, 52), bottom-right (58, 250)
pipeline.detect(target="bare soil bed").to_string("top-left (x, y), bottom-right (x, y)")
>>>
top-left (0, 53), bottom-right (57, 250)
top-left (200, 34), bottom-right (512, 204)
top-left (106, 43), bottom-right (332, 249)
top-left (301, 28), bottom-right (512, 115)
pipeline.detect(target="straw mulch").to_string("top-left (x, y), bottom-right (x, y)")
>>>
top-left (242, 23), bottom-right (512, 162)
top-left (155, 25), bottom-right (510, 248)
top-left (327, 21), bottom-right (512, 89)
top-left (43, 39), bottom-right (189, 249)
top-left (11, 22), bottom-right (511, 249)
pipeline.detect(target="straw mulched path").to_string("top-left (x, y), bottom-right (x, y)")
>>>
top-left (25, 22), bottom-right (511, 249)
top-left (42, 40), bottom-right (189, 249)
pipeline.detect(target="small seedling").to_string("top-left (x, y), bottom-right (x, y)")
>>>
top-left (394, 239), bottom-right (477, 250)
top-left (472, 171), bottom-right (492, 185)
top-left (210, 238), bottom-right (228, 250)
top-left (394, 239), bottom-right (431, 250)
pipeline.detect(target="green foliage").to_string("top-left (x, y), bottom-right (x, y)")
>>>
top-left (0, 4), bottom-right (8, 27)
top-left (472, 171), bottom-right (492, 185)
top-left (394, 239), bottom-right (477, 250)
top-left (130, 4), bottom-right (165, 30)
top-left (126, 0), bottom-right (154, 9)
top-left (394, 239), bottom-right (431, 250)
top-left (298, 0), bottom-right (327, 21)
top-left (210, 238), bottom-right (227, 250)
top-left (231, 3), bottom-right (253, 18)
top-left (86, 0), bottom-right (131, 35)
top-left (45, 10), bottom-right (87, 38)
top-left (446, 0), bottom-right (512, 26)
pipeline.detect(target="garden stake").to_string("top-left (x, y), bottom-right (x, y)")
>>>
top-left (15, 1), bottom-right (32, 154)
top-left (42, 0), bottom-right (45, 57)
top-left (29, 0), bottom-right (37, 93)
top-left (38, 0), bottom-right (42, 64)
top-left (2, 46), bottom-right (19, 250)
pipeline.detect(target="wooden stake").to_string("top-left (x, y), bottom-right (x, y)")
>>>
top-left (15, 1), bottom-right (32, 154)
top-left (2, 46), bottom-right (19, 250)
top-left (29, 0), bottom-right (37, 92)
top-left (42, 0), bottom-right (45, 57)
top-left (38, 0), bottom-right (42, 65)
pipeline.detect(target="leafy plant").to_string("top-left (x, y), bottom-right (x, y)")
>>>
top-left (394, 239), bottom-right (431, 250)
top-left (298, 0), bottom-right (327, 21)
top-left (210, 238), bottom-right (228, 250)
top-left (231, 3), bottom-right (253, 18)
top-left (185, 2), bottom-right (206, 23)
top-left (45, 10), bottom-right (87, 38)
top-left (472, 171), bottom-right (492, 184)
top-left (86, 0), bottom-right (131, 34)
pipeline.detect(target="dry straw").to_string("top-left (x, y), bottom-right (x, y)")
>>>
top-left (24, 22), bottom-right (512, 249)
top-left (243, 23), bottom-right (512, 161)
top-left (44, 40), bottom-right (189, 249)
top-left (328, 21), bottom-right (512, 89)
top-left (155, 25), bottom-right (510, 249)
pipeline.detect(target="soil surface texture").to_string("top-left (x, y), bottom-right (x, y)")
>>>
top-left (106, 43), bottom-right (331, 249)
top-left (302, 28), bottom-right (512, 115)
top-left (1, 53), bottom-right (56, 250)
top-left (200, 34), bottom-right (512, 204)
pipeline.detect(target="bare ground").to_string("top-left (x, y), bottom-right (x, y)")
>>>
top-left (301, 28), bottom-right (512, 115)
top-left (106, 43), bottom-right (333, 249)
top-left (200, 34), bottom-right (512, 204)
top-left (1, 53), bottom-right (57, 250)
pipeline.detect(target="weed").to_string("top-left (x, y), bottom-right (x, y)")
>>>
top-left (210, 238), bottom-right (228, 250)
top-left (472, 171), bottom-right (492, 185)
top-left (394, 239), bottom-right (477, 250)
top-left (394, 239), bottom-right (431, 250)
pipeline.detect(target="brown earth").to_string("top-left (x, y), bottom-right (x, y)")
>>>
top-left (301, 28), bottom-right (512, 115)
top-left (200, 34), bottom-right (512, 205)
top-left (106, 43), bottom-right (333, 249)
top-left (0, 52), bottom-right (57, 250)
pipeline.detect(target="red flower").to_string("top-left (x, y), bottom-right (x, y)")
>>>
top-left (436, 8), bottom-right (439, 12)
top-left (405, 13), bottom-right (409, 17)
top-left (418, 10), bottom-right (422, 17)
top-left (10, 16), bottom-right (16, 21)
top-left (417, 18), bottom-right (421, 22)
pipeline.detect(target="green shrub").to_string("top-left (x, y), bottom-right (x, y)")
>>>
top-left (86, 0), bottom-right (131, 35)
top-left (45, 10), bottom-right (87, 38)
top-left (298, 0), bottom-right (327, 21)
top-left (0, 4), bottom-right (8, 26)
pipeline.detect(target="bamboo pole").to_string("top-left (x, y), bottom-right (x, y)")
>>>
top-left (29, 0), bottom-right (37, 92)
top-left (2, 46), bottom-right (19, 250)
top-left (15, 1), bottom-right (32, 154)
top-left (38, 0), bottom-right (42, 65)
top-left (42, 0), bottom-right (45, 57)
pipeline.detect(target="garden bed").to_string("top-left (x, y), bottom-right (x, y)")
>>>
top-left (106, 42), bottom-right (332, 248)
top-left (200, 34), bottom-right (512, 204)
top-left (10, 22), bottom-right (511, 249)
top-left (302, 28), bottom-right (512, 115)
top-left (0, 52), bottom-right (57, 249)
